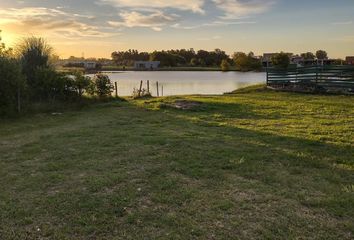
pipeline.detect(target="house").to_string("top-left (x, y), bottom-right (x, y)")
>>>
top-left (291, 55), bottom-right (304, 67)
top-left (63, 60), bottom-right (97, 69)
top-left (83, 62), bottom-right (97, 69)
top-left (134, 61), bottom-right (160, 70)
top-left (262, 53), bottom-right (276, 67)
top-left (346, 56), bottom-right (354, 65)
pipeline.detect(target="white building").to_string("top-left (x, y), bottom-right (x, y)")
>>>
top-left (83, 62), bottom-right (97, 69)
top-left (134, 61), bottom-right (160, 70)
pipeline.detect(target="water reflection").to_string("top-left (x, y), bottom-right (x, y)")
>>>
top-left (100, 71), bottom-right (265, 96)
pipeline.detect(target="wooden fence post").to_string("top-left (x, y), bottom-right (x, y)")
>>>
top-left (139, 80), bottom-right (143, 97)
top-left (114, 82), bottom-right (118, 97)
top-left (161, 85), bottom-right (164, 97)
top-left (147, 80), bottom-right (150, 93)
top-left (156, 81), bottom-right (159, 97)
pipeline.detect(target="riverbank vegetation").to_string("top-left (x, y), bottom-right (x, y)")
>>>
top-left (0, 34), bottom-right (116, 117)
top-left (0, 85), bottom-right (353, 239)
top-left (111, 48), bottom-right (262, 71)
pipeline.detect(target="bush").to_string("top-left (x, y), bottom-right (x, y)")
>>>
top-left (88, 74), bottom-right (114, 98)
top-left (17, 37), bottom-right (52, 88)
top-left (72, 71), bottom-right (91, 97)
top-left (0, 57), bottom-right (26, 115)
top-left (132, 88), bottom-right (151, 99)
top-left (32, 68), bottom-right (77, 102)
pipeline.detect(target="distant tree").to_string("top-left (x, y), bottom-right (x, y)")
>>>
top-left (0, 31), bottom-right (13, 57)
top-left (190, 58), bottom-right (199, 66)
top-left (332, 59), bottom-right (344, 65)
top-left (221, 59), bottom-right (231, 71)
top-left (233, 52), bottom-right (249, 71)
top-left (111, 49), bottom-right (149, 66)
top-left (149, 51), bottom-right (179, 67)
top-left (271, 52), bottom-right (290, 69)
top-left (232, 52), bottom-right (260, 71)
top-left (316, 50), bottom-right (328, 60)
top-left (301, 52), bottom-right (315, 60)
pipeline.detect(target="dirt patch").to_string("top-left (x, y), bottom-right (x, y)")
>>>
top-left (162, 100), bottom-right (202, 110)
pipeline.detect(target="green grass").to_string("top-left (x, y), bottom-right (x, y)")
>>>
top-left (0, 85), bottom-right (353, 239)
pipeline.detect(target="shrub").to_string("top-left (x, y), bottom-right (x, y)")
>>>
top-left (132, 88), bottom-right (151, 99)
top-left (72, 71), bottom-right (91, 97)
top-left (32, 68), bottom-right (77, 102)
top-left (0, 57), bottom-right (26, 115)
top-left (88, 74), bottom-right (114, 98)
top-left (17, 37), bottom-right (52, 88)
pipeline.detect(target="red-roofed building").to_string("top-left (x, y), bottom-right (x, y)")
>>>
top-left (346, 56), bottom-right (354, 65)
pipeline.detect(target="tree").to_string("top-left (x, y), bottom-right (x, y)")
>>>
top-left (0, 54), bottom-right (25, 115)
top-left (232, 52), bottom-right (261, 71)
top-left (0, 31), bottom-right (13, 57)
top-left (17, 37), bottom-right (53, 87)
top-left (233, 52), bottom-right (249, 71)
top-left (316, 50), bottom-right (328, 60)
top-left (0, 31), bottom-right (26, 115)
top-left (271, 52), bottom-right (290, 69)
top-left (190, 58), bottom-right (199, 66)
top-left (221, 59), bottom-right (231, 71)
top-left (88, 74), bottom-right (114, 98)
top-left (301, 52), bottom-right (315, 60)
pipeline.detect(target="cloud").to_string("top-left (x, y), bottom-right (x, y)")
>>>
top-left (108, 11), bottom-right (179, 31)
top-left (213, 0), bottom-right (275, 19)
top-left (0, 7), bottom-right (114, 39)
top-left (99, 0), bottom-right (205, 14)
top-left (172, 20), bottom-right (256, 30)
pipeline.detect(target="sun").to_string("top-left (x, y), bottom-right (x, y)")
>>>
top-left (0, 31), bottom-right (18, 47)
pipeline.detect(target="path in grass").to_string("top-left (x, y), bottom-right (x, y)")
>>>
top-left (0, 86), bottom-right (353, 239)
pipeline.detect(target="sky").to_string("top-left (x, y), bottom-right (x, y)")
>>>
top-left (0, 0), bottom-right (353, 59)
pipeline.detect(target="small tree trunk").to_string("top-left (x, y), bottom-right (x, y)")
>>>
top-left (156, 81), bottom-right (159, 97)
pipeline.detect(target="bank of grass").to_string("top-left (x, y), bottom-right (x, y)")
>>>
top-left (0, 85), bottom-right (353, 239)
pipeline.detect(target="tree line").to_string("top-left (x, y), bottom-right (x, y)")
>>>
top-left (111, 48), bottom-right (339, 71)
top-left (0, 32), bottom-right (115, 117)
top-left (111, 48), bottom-right (265, 71)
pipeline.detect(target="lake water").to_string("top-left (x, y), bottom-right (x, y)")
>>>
top-left (102, 71), bottom-right (266, 96)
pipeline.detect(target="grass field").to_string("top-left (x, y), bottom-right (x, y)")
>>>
top-left (0, 86), bottom-right (353, 239)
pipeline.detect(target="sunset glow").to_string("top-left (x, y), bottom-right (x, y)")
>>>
top-left (1, 0), bottom-right (353, 58)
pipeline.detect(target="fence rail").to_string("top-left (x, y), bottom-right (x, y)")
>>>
top-left (266, 65), bottom-right (354, 92)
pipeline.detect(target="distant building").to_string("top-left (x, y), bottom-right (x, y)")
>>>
top-left (134, 61), bottom-right (160, 70)
top-left (83, 62), bottom-right (97, 69)
top-left (291, 55), bottom-right (304, 67)
top-left (346, 56), bottom-right (354, 65)
top-left (63, 60), bottom-right (97, 69)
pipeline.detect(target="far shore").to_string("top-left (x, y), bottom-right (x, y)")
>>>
top-left (57, 66), bottom-right (264, 73)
